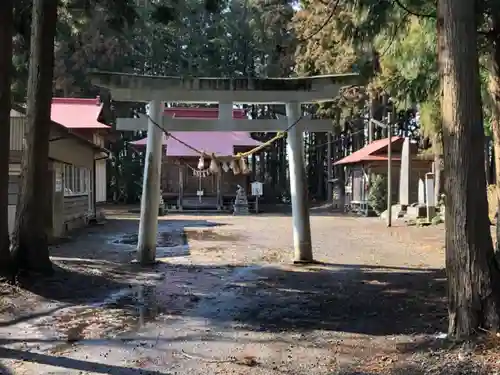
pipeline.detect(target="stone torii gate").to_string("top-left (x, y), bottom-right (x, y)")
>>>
top-left (89, 71), bottom-right (359, 265)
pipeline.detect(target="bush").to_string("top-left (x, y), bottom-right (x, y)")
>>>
top-left (368, 174), bottom-right (388, 215)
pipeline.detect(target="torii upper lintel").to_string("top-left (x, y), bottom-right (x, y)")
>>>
top-left (88, 70), bottom-right (361, 103)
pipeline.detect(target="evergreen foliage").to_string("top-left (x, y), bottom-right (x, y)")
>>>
top-left (367, 174), bottom-right (387, 215)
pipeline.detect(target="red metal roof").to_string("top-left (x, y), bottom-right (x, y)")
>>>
top-left (132, 132), bottom-right (261, 157)
top-left (50, 97), bottom-right (110, 129)
top-left (164, 107), bottom-right (246, 119)
top-left (334, 136), bottom-right (402, 165)
top-left (131, 107), bottom-right (258, 157)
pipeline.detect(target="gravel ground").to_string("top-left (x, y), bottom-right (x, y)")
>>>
top-left (1, 208), bottom-right (492, 374)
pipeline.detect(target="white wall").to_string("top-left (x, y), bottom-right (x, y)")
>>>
top-left (95, 159), bottom-right (107, 203)
top-left (10, 116), bottom-right (27, 151)
top-left (10, 116), bottom-right (94, 169)
top-left (8, 168), bottom-right (21, 234)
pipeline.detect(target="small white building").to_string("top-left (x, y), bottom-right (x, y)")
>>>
top-left (9, 97), bottom-right (110, 238)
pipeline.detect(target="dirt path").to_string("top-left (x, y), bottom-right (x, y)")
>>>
top-left (1, 209), bottom-right (481, 374)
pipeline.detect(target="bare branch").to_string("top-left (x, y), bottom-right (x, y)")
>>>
top-left (391, 0), bottom-right (436, 18)
top-left (298, 0), bottom-right (341, 41)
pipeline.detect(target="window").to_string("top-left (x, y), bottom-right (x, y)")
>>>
top-left (64, 164), bottom-right (90, 196)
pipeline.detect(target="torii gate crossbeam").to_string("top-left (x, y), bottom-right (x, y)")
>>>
top-left (116, 114), bottom-right (336, 132)
top-left (89, 71), bottom-right (360, 265)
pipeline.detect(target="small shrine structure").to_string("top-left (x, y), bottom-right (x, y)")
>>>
top-left (334, 136), bottom-right (433, 214)
top-left (131, 107), bottom-right (261, 211)
top-left (233, 185), bottom-right (249, 215)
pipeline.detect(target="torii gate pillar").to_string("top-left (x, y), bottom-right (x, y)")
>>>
top-left (137, 99), bottom-right (164, 265)
top-left (286, 102), bottom-right (313, 262)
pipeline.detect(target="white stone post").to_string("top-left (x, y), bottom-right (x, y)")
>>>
top-left (178, 166), bottom-right (183, 211)
top-left (137, 99), bottom-right (164, 265)
top-left (386, 112), bottom-right (393, 227)
top-left (425, 172), bottom-right (436, 221)
top-left (398, 137), bottom-right (411, 209)
top-left (218, 102), bottom-right (233, 211)
top-left (219, 102), bottom-right (233, 120)
top-left (327, 131), bottom-right (333, 202)
top-left (286, 102), bottom-right (313, 263)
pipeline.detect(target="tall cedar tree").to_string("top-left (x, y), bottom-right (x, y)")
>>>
top-left (11, 0), bottom-right (58, 274)
top-left (0, 0), bottom-right (14, 275)
top-left (485, 14), bottom-right (500, 258)
top-left (438, 0), bottom-right (500, 337)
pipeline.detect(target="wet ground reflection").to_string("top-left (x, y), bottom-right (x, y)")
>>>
top-left (113, 230), bottom-right (241, 247)
top-left (184, 230), bottom-right (241, 242)
top-left (112, 231), bottom-right (186, 248)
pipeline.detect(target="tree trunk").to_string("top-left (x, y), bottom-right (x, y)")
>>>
top-left (491, 145), bottom-right (496, 185)
top-left (11, 0), bottom-right (58, 275)
top-left (432, 132), bottom-right (443, 206)
top-left (438, 0), bottom-right (500, 338)
top-left (333, 109), bottom-right (343, 179)
top-left (316, 133), bottom-right (325, 200)
top-left (490, 144), bottom-right (495, 185)
top-left (485, 137), bottom-right (492, 185)
top-left (278, 137), bottom-right (287, 193)
top-left (486, 16), bottom-right (500, 261)
top-left (492, 117), bottom-right (500, 259)
top-left (0, 0), bottom-right (14, 275)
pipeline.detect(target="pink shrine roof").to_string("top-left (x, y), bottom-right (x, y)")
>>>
top-left (164, 107), bottom-right (247, 119)
top-left (131, 107), bottom-right (261, 157)
top-left (334, 136), bottom-right (403, 165)
top-left (50, 97), bottom-right (110, 129)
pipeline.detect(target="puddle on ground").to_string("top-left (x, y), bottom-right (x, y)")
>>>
top-left (100, 284), bottom-right (202, 327)
top-left (34, 266), bottom-right (240, 353)
top-left (156, 245), bottom-right (190, 258)
top-left (36, 287), bottom-right (171, 352)
top-left (112, 231), bottom-right (186, 247)
top-left (105, 285), bottom-right (165, 324)
top-left (35, 305), bottom-right (138, 354)
top-left (161, 220), bottom-right (223, 228)
top-left (184, 229), bottom-right (241, 242)
top-left (112, 229), bottom-right (241, 248)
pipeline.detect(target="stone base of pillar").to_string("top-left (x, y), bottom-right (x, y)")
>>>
top-left (130, 259), bottom-right (160, 266)
top-left (233, 187), bottom-right (249, 215)
top-left (293, 259), bottom-right (319, 265)
top-left (426, 206), bottom-right (436, 221)
top-left (233, 203), bottom-right (249, 215)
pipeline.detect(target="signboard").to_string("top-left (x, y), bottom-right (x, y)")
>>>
top-left (196, 190), bottom-right (204, 196)
top-left (55, 166), bottom-right (63, 192)
top-left (251, 181), bottom-right (263, 196)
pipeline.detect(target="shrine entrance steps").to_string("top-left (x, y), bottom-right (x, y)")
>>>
top-left (166, 195), bottom-right (232, 213)
top-left (164, 195), bottom-right (260, 214)
top-left (181, 197), bottom-right (219, 212)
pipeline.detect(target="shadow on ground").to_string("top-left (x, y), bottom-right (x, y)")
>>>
top-left (0, 343), bottom-right (490, 375)
top-left (14, 263), bottom-right (137, 306)
top-left (188, 263), bottom-right (448, 336)
top-left (333, 363), bottom-right (491, 375)
top-left (0, 362), bottom-right (13, 374)
top-left (0, 347), bottom-right (168, 374)
top-left (49, 218), bottom-right (231, 261)
top-left (11, 261), bottom-right (447, 337)
top-left (0, 262), bottom-right (451, 374)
